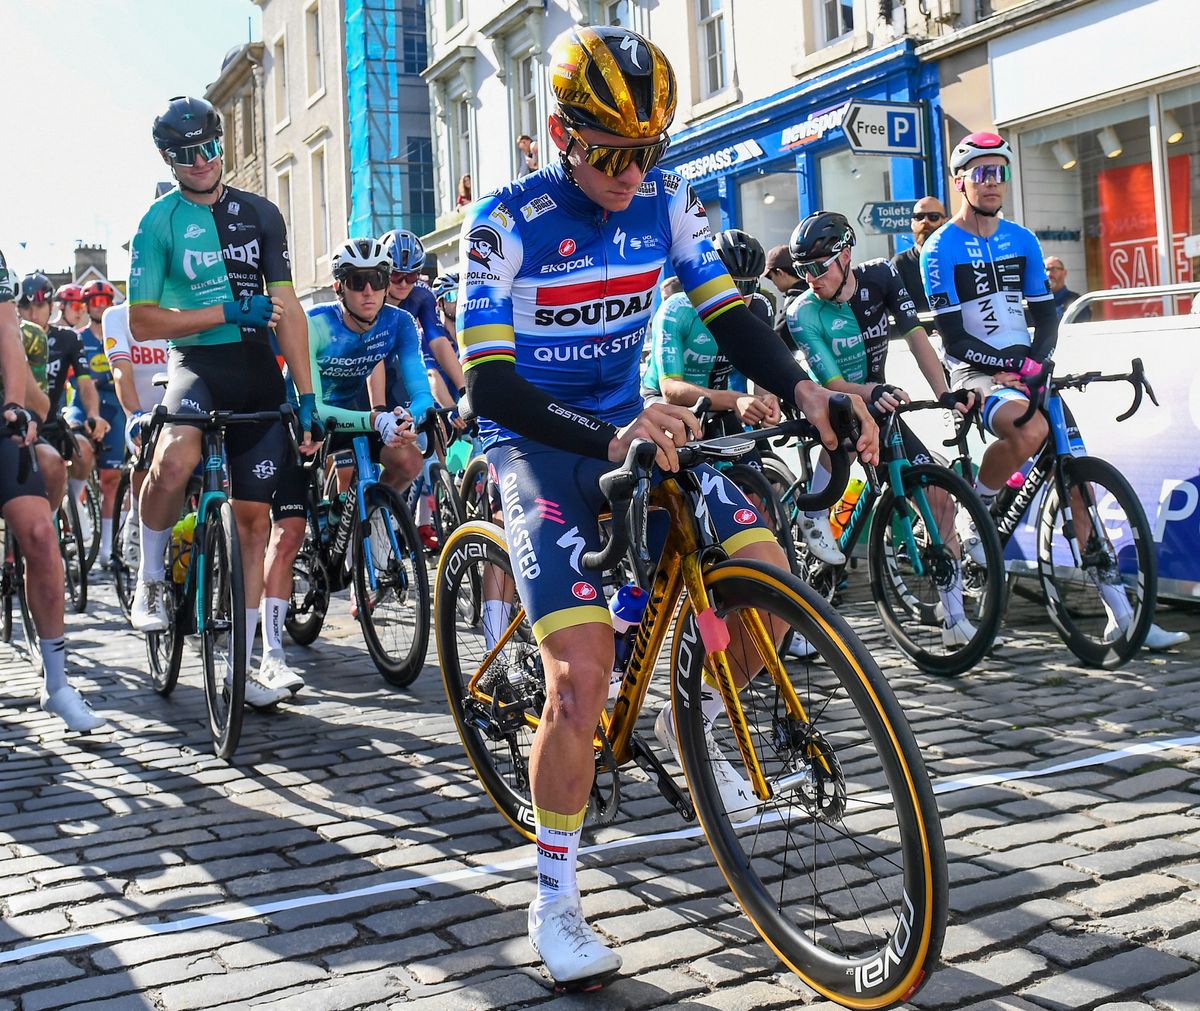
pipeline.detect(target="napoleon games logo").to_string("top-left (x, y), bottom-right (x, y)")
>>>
top-left (467, 226), bottom-right (503, 268)
top-left (559, 238), bottom-right (576, 257)
top-left (571, 581), bottom-right (597, 601)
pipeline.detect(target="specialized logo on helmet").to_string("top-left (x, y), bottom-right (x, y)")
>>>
top-left (466, 226), bottom-right (502, 268)
top-left (619, 35), bottom-right (642, 68)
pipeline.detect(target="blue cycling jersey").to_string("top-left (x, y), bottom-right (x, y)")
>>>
top-left (457, 162), bottom-right (740, 447)
top-left (293, 302), bottom-right (432, 432)
top-left (920, 220), bottom-right (1052, 371)
top-left (399, 283), bottom-right (449, 361)
top-left (76, 324), bottom-right (116, 399)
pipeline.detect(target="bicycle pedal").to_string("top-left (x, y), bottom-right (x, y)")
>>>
top-left (630, 732), bottom-right (694, 821)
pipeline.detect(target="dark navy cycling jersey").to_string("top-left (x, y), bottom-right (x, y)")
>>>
top-left (398, 283), bottom-right (449, 360)
top-left (457, 162), bottom-right (740, 447)
top-left (44, 324), bottom-right (92, 416)
top-left (921, 220), bottom-right (1052, 372)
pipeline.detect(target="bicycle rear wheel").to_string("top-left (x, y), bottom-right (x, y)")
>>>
top-left (458, 455), bottom-right (491, 522)
top-left (200, 500), bottom-right (246, 760)
top-left (111, 466), bottom-right (137, 618)
top-left (2, 528), bottom-right (40, 669)
top-left (1037, 455), bottom-right (1156, 668)
top-left (869, 463), bottom-right (1005, 676)
top-left (58, 495), bottom-right (88, 614)
top-left (82, 474), bottom-right (102, 571)
top-left (432, 462), bottom-right (465, 546)
top-left (354, 484), bottom-right (431, 688)
top-left (727, 463), bottom-right (798, 573)
top-left (285, 527), bottom-right (329, 647)
top-left (147, 581), bottom-right (186, 697)
top-left (435, 522), bottom-right (542, 840)
top-left (670, 558), bottom-right (946, 1009)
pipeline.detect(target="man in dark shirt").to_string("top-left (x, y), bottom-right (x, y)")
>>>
top-left (1045, 256), bottom-right (1091, 321)
top-left (890, 196), bottom-right (947, 318)
top-left (763, 244), bottom-right (807, 351)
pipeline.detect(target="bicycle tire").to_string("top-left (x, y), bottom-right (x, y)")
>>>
top-left (200, 500), bottom-right (246, 761)
top-left (82, 475), bottom-right (102, 571)
top-left (59, 494), bottom-right (88, 614)
top-left (354, 483), bottom-right (431, 688)
top-left (458, 455), bottom-right (491, 522)
top-left (111, 466), bottom-right (137, 618)
top-left (435, 522), bottom-right (542, 841)
top-left (147, 584), bottom-right (186, 697)
top-left (432, 462), bottom-right (465, 545)
top-left (670, 558), bottom-right (946, 1009)
top-left (3, 527), bottom-right (39, 668)
top-left (727, 462), bottom-right (798, 573)
top-left (1036, 454), bottom-right (1157, 668)
top-left (285, 529), bottom-right (329, 648)
top-left (868, 463), bottom-right (1005, 676)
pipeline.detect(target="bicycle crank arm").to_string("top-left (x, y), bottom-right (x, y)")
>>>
top-left (630, 732), bottom-right (695, 821)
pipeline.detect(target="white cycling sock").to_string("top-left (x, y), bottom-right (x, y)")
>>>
top-left (974, 479), bottom-right (999, 504)
top-left (805, 461), bottom-right (833, 519)
top-left (416, 494), bottom-right (432, 526)
top-left (699, 685), bottom-right (727, 730)
top-left (938, 562), bottom-right (966, 625)
top-left (139, 524), bottom-right (172, 582)
top-left (261, 597), bottom-right (287, 660)
top-left (530, 804), bottom-right (586, 924)
top-left (482, 599), bottom-right (509, 651)
top-left (1094, 577), bottom-right (1134, 626)
top-left (41, 637), bottom-right (67, 696)
top-left (100, 518), bottom-right (113, 557)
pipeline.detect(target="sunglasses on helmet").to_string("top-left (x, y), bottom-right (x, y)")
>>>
top-left (964, 164), bottom-right (1011, 185)
top-left (390, 270), bottom-right (420, 285)
top-left (794, 250), bottom-right (842, 279)
top-left (162, 137), bottom-right (223, 166)
top-left (342, 269), bottom-right (390, 292)
top-left (565, 126), bottom-right (670, 178)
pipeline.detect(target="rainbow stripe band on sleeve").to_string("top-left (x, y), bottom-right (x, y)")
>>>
top-left (459, 323), bottom-right (517, 372)
top-left (691, 275), bottom-right (744, 327)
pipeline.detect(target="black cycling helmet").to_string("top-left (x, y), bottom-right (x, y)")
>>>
top-left (152, 96), bottom-right (222, 150)
top-left (19, 273), bottom-right (55, 306)
top-left (788, 211), bottom-right (856, 266)
top-left (712, 229), bottom-right (765, 296)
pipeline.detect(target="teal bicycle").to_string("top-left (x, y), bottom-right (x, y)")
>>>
top-left (140, 403), bottom-right (300, 760)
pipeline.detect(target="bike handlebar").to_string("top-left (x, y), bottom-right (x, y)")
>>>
top-left (1012, 357), bottom-right (1156, 429)
top-left (138, 404), bottom-right (302, 470)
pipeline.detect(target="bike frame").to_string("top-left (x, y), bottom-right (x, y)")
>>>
top-left (179, 426), bottom-right (234, 635)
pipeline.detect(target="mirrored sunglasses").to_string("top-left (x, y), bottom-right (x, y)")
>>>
top-left (343, 269), bottom-right (389, 292)
top-left (733, 277), bottom-right (758, 296)
top-left (163, 137), bottom-right (223, 165)
top-left (86, 294), bottom-right (114, 306)
top-left (911, 212), bottom-right (944, 222)
top-left (966, 164), bottom-right (1011, 185)
top-left (567, 127), bottom-right (669, 178)
top-left (440, 288), bottom-right (459, 304)
top-left (795, 251), bottom-right (841, 279)
top-left (390, 270), bottom-right (420, 285)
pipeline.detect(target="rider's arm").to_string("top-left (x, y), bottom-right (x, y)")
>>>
top-left (391, 310), bottom-right (434, 423)
top-left (884, 261), bottom-right (950, 398)
top-left (428, 335), bottom-right (466, 394)
top-left (1023, 243), bottom-right (1059, 360)
top-left (653, 295), bottom-right (741, 411)
top-left (304, 315), bottom-right (373, 433)
top-left (260, 200), bottom-right (313, 397)
top-left (127, 218), bottom-right (227, 341)
top-left (109, 365), bottom-right (142, 417)
top-left (0, 302), bottom-right (25, 409)
top-left (458, 199), bottom-right (619, 459)
top-left (904, 328), bottom-right (951, 399)
top-left (102, 306), bottom-right (142, 415)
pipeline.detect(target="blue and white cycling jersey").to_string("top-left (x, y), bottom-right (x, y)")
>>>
top-left (457, 162), bottom-right (741, 447)
top-left (921, 220), bottom-right (1052, 371)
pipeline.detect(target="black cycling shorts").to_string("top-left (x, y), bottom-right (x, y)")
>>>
top-left (0, 439), bottom-right (47, 510)
top-left (164, 342), bottom-right (286, 504)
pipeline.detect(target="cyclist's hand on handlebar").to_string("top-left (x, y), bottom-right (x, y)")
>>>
top-left (869, 383), bottom-right (909, 414)
top-left (734, 394), bottom-right (771, 426)
top-left (297, 392), bottom-right (324, 454)
top-left (938, 389), bottom-right (976, 416)
top-left (3, 403), bottom-right (37, 446)
top-left (609, 402), bottom-right (702, 472)
top-left (794, 381), bottom-right (879, 465)
top-left (88, 414), bottom-right (111, 442)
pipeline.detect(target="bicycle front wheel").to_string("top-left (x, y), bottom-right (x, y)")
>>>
top-left (146, 581), bottom-right (186, 697)
top-left (200, 501), bottom-right (246, 760)
top-left (432, 463), bottom-right (465, 546)
top-left (82, 475), bottom-right (102, 571)
top-left (285, 527), bottom-right (329, 647)
top-left (58, 495), bottom-right (88, 614)
top-left (458, 455), bottom-right (491, 522)
top-left (354, 484), bottom-right (431, 688)
top-left (111, 466), bottom-right (137, 618)
top-left (869, 463), bottom-right (1005, 676)
top-left (1037, 454), bottom-right (1157, 668)
top-left (670, 559), bottom-right (946, 1009)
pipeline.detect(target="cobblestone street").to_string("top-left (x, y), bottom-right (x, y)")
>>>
top-left (1, 568), bottom-right (1198, 1011)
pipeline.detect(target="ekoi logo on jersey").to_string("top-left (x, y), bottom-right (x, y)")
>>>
top-left (533, 268), bottom-right (661, 328)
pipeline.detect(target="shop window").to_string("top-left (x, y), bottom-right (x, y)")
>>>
top-left (818, 148), bottom-right (891, 264)
top-left (815, 0), bottom-right (853, 46)
top-left (400, 1), bottom-right (428, 76)
top-left (739, 170), bottom-right (802, 266)
top-left (1020, 104), bottom-right (1160, 320)
top-left (697, 0), bottom-right (727, 98)
top-left (1161, 84), bottom-right (1199, 313)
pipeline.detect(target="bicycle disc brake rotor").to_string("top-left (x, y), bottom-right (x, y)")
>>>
top-left (772, 718), bottom-right (847, 823)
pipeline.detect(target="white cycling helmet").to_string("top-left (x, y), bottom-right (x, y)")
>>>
top-left (949, 132), bottom-right (1013, 175)
top-left (331, 237), bottom-right (391, 281)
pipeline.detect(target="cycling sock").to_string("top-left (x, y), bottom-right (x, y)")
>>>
top-left (261, 597), bottom-right (288, 660)
top-left (482, 599), bottom-right (509, 650)
top-left (245, 609), bottom-right (259, 669)
top-left (68, 478), bottom-right (86, 504)
top-left (938, 563), bottom-right (966, 625)
top-left (805, 461), bottom-right (833, 518)
top-left (699, 685), bottom-right (728, 730)
top-left (139, 524), bottom-right (172, 582)
top-left (1094, 578), bottom-right (1134, 626)
top-left (416, 494), bottom-right (433, 526)
top-left (100, 518), bottom-right (113, 557)
top-left (531, 803), bottom-right (587, 923)
top-left (40, 637), bottom-right (67, 696)
top-left (974, 479), bottom-right (999, 504)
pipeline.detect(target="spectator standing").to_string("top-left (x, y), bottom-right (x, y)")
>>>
top-left (763, 244), bottom-right (808, 351)
top-left (516, 134), bottom-right (538, 177)
top-left (456, 174), bottom-right (472, 208)
top-left (891, 197), bottom-right (947, 317)
top-left (1045, 256), bottom-right (1090, 321)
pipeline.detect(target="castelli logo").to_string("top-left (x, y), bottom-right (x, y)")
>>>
top-left (734, 508), bottom-right (756, 525)
top-left (559, 238), bottom-right (576, 257)
top-left (571, 581), bottom-right (597, 601)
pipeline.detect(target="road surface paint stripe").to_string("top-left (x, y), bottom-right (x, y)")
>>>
top-left (2, 733), bottom-right (1197, 965)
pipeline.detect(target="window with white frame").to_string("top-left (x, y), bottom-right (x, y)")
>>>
top-left (311, 146), bottom-right (329, 259)
top-left (273, 36), bottom-right (289, 124)
top-left (515, 54), bottom-right (537, 143)
top-left (306, 3), bottom-right (324, 97)
top-left (698, 0), bottom-right (727, 98)
top-left (446, 0), bottom-right (464, 30)
top-left (276, 169), bottom-right (293, 239)
top-left (601, 0), bottom-right (634, 25)
top-left (450, 98), bottom-right (472, 204)
top-left (241, 93), bottom-right (254, 159)
top-left (815, 0), bottom-right (854, 45)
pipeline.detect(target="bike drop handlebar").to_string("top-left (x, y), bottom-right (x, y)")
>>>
top-left (581, 393), bottom-right (859, 573)
top-left (1013, 357), bottom-right (1157, 428)
top-left (138, 403), bottom-right (303, 471)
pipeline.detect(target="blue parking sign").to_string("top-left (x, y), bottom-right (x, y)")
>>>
top-left (887, 111), bottom-right (917, 149)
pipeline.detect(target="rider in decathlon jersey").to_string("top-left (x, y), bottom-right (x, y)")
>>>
top-left (457, 24), bottom-right (875, 992)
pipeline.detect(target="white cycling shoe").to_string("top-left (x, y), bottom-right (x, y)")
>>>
top-left (258, 655), bottom-right (306, 695)
top-left (941, 616), bottom-right (977, 648)
top-left (1104, 616), bottom-right (1191, 651)
top-left (784, 634), bottom-right (818, 659)
top-left (655, 703), bottom-right (757, 824)
top-left (41, 684), bottom-right (107, 732)
top-left (529, 894), bottom-right (621, 988)
top-left (241, 671), bottom-right (291, 709)
top-left (131, 579), bottom-right (170, 632)
top-left (799, 514), bottom-right (846, 565)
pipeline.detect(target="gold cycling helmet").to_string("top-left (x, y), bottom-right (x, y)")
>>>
top-left (549, 25), bottom-right (677, 139)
